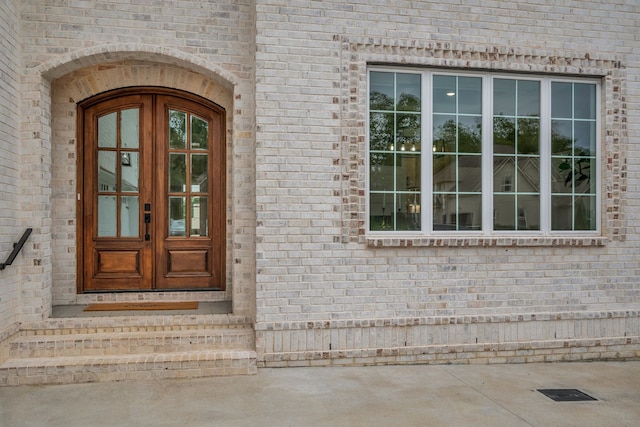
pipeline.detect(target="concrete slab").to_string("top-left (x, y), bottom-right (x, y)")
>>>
top-left (0, 361), bottom-right (638, 427)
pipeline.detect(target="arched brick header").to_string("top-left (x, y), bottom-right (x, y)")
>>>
top-left (37, 43), bottom-right (238, 89)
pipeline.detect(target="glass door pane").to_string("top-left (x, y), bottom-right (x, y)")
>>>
top-left (167, 110), bottom-right (210, 237)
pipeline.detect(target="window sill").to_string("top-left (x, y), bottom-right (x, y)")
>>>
top-left (366, 236), bottom-right (608, 248)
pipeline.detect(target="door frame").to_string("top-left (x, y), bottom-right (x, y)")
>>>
top-left (76, 87), bottom-right (226, 293)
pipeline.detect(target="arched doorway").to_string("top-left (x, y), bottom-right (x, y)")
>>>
top-left (78, 87), bottom-right (226, 292)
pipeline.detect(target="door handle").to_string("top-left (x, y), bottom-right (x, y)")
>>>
top-left (144, 213), bottom-right (151, 241)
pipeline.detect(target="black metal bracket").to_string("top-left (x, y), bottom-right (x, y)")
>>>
top-left (0, 228), bottom-right (33, 271)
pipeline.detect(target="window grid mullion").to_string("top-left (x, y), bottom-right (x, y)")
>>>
top-left (423, 71), bottom-right (433, 233)
top-left (483, 75), bottom-right (493, 234)
top-left (539, 79), bottom-right (551, 233)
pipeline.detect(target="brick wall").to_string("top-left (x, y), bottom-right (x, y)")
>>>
top-left (0, 0), bottom-right (23, 338)
top-left (253, 1), bottom-right (640, 365)
top-left (2, 0), bottom-right (638, 366)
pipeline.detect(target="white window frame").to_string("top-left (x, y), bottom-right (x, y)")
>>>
top-left (366, 67), bottom-right (601, 237)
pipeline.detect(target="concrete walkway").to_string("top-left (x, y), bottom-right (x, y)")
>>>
top-left (1, 361), bottom-right (638, 426)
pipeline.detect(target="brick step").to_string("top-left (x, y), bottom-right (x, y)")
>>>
top-left (9, 328), bottom-right (255, 358)
top-left (0, 350), bottom-right (257, 386)
top-left (0, 313), bottom-right (258, 386)
top-left (22, 313), bottom-right (253, 334)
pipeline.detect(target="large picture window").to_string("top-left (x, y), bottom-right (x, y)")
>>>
top-left (368, 69), bottom-right (599, 235)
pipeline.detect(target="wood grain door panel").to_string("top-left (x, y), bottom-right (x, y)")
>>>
top-left (78, 88), bottom-right (225, 292)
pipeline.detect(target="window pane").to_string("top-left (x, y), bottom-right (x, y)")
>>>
top-left (169, 153), bottom-right (187, 193)
top-left (370, 112), bottom-right (394, 151)
top-left (98, 112), bottom-right (117, 148)
top-left (574, 196), bottom-right (596, 230)
top-left (370, 153), bottom-right (394, 191)
top-left (458, 77), bottom-right (481, 114)
top-left (191, 154), bottom-right (208, 193)
top-left (551, 120), bottom-right (573, 155)
top-left (517, 80), bottom-right (540, 117)
top-left (493, 117), bottom-right (516, 154)
top-left (169, 110), bottom-right (187, 149)
top-left (120, 196), bottom-right (139, 237)
top-left (433, 154), bottom-right (456, 191)
top-left (121, 152), bottom-right (139, 192)
top-left (517, 157), bottom-right (539, 193)
top-left (433, 75), bottom-right (456, 114)
top-left (552, 82), bottom-right (572, 118)
top-left (98, 151), bottom-right (117, 192)
top-left (97, 196), bottom-right (117, 237)
top-left (396, 153), bottom-right (421, 191)
top-left (120, 108), bottom-right (139, 149)
top-left (396, 193), bottom-right (421, 230)
top-left (494, 158), bottom-right (515, 192)
top-left (574, 84), bottom-right (596, 119)
top-left (433, 115), bottom-right (457, 153)
top-left (396, 74), bottom-right (421, 112)
top-left (458, 194), bottom-right (481, 230)
top-left (396, 113), bottom-right (421, 152)
top-left (458, 155), bottom-right (482, 192)
top-left (517, 195), bottom-right (540, 230)
top-left (574, 121), bottom-right (596, 156)
top-left (574, 158), bottom-right (595, 194)
top-left (191, 197), bottom-right (208, 236)
top-left (551, 195), bottom-right (572, 230)
top-left (370, 72), bottom-right (395, 111)
top-left (517, 118), bottom-right (539, 154)
top-left (494, 79), bottom-right (516, 116)
top-left (458, 116), bottom-right (482, 153)
top-left (370, 193), bottom-right (393, 230)
top-left (552, 158), bottom-right (574, 194)
top-left (169, 196), bottom-right (187, 236)
top-left (494, 194), bottom-right (515, 230)
top-left (191, 115), bottom-right (208, 150)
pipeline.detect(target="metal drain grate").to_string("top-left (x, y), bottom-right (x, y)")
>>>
top-left (537, 389), bottom-right (597, 402)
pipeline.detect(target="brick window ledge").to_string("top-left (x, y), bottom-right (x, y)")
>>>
top-left (366, 236), bottom-right (608, 248)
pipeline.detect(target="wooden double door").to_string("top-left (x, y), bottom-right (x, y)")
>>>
top-left (79, 88), bottom-right (225, 292)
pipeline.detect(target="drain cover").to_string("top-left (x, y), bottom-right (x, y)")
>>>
top-left (537, 389), bottom-right (597, 402)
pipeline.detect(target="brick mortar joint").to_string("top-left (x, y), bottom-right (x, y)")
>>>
top-left (255, 310), bottom-right (640, 331)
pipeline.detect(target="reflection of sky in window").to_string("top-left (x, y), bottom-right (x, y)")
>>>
top-left (494, 79), bottom-right (539, 117)
top-left (370, 72), bottom-right (394, 107)
top-left (574, 84), bottom-right (596, 119)
top-left (574, 121), bottom-right (595, 154)
top-left (433, 75), bottom-right (481, 114)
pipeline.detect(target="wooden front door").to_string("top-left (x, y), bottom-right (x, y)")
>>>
top-left (79, 89), bottom-right (225, 292)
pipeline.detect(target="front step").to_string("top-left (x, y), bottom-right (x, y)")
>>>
top-left (0, 313), bottom-right (257, 386)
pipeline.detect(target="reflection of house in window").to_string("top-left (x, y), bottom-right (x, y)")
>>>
top-left (501, 176), bottom-right (512, 192)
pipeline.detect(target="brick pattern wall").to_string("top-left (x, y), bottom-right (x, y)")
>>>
top-left (253, 1), bottom-right (640, 365)
top-left (0, 0), bottom-right (22, 336)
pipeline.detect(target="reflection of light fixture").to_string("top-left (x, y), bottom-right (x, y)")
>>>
top-left (121, 152), bottom-right (131, 166)
top-left (389, 144), bottom-right (394, 151)
top-left (400, 143), bottom-right (405, 151)
top-left (411, 144), bottom-right (416, 152)
top-left (432, 145), bottom-right (437, 152)
top-left (446, 92), bottom-right (455, 96)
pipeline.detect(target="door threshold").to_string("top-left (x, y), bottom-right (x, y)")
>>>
top-left (52, 301), bottom-right (232, 318)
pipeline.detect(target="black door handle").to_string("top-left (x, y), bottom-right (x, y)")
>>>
top-left (144, 213), bottom-right (151, 241)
